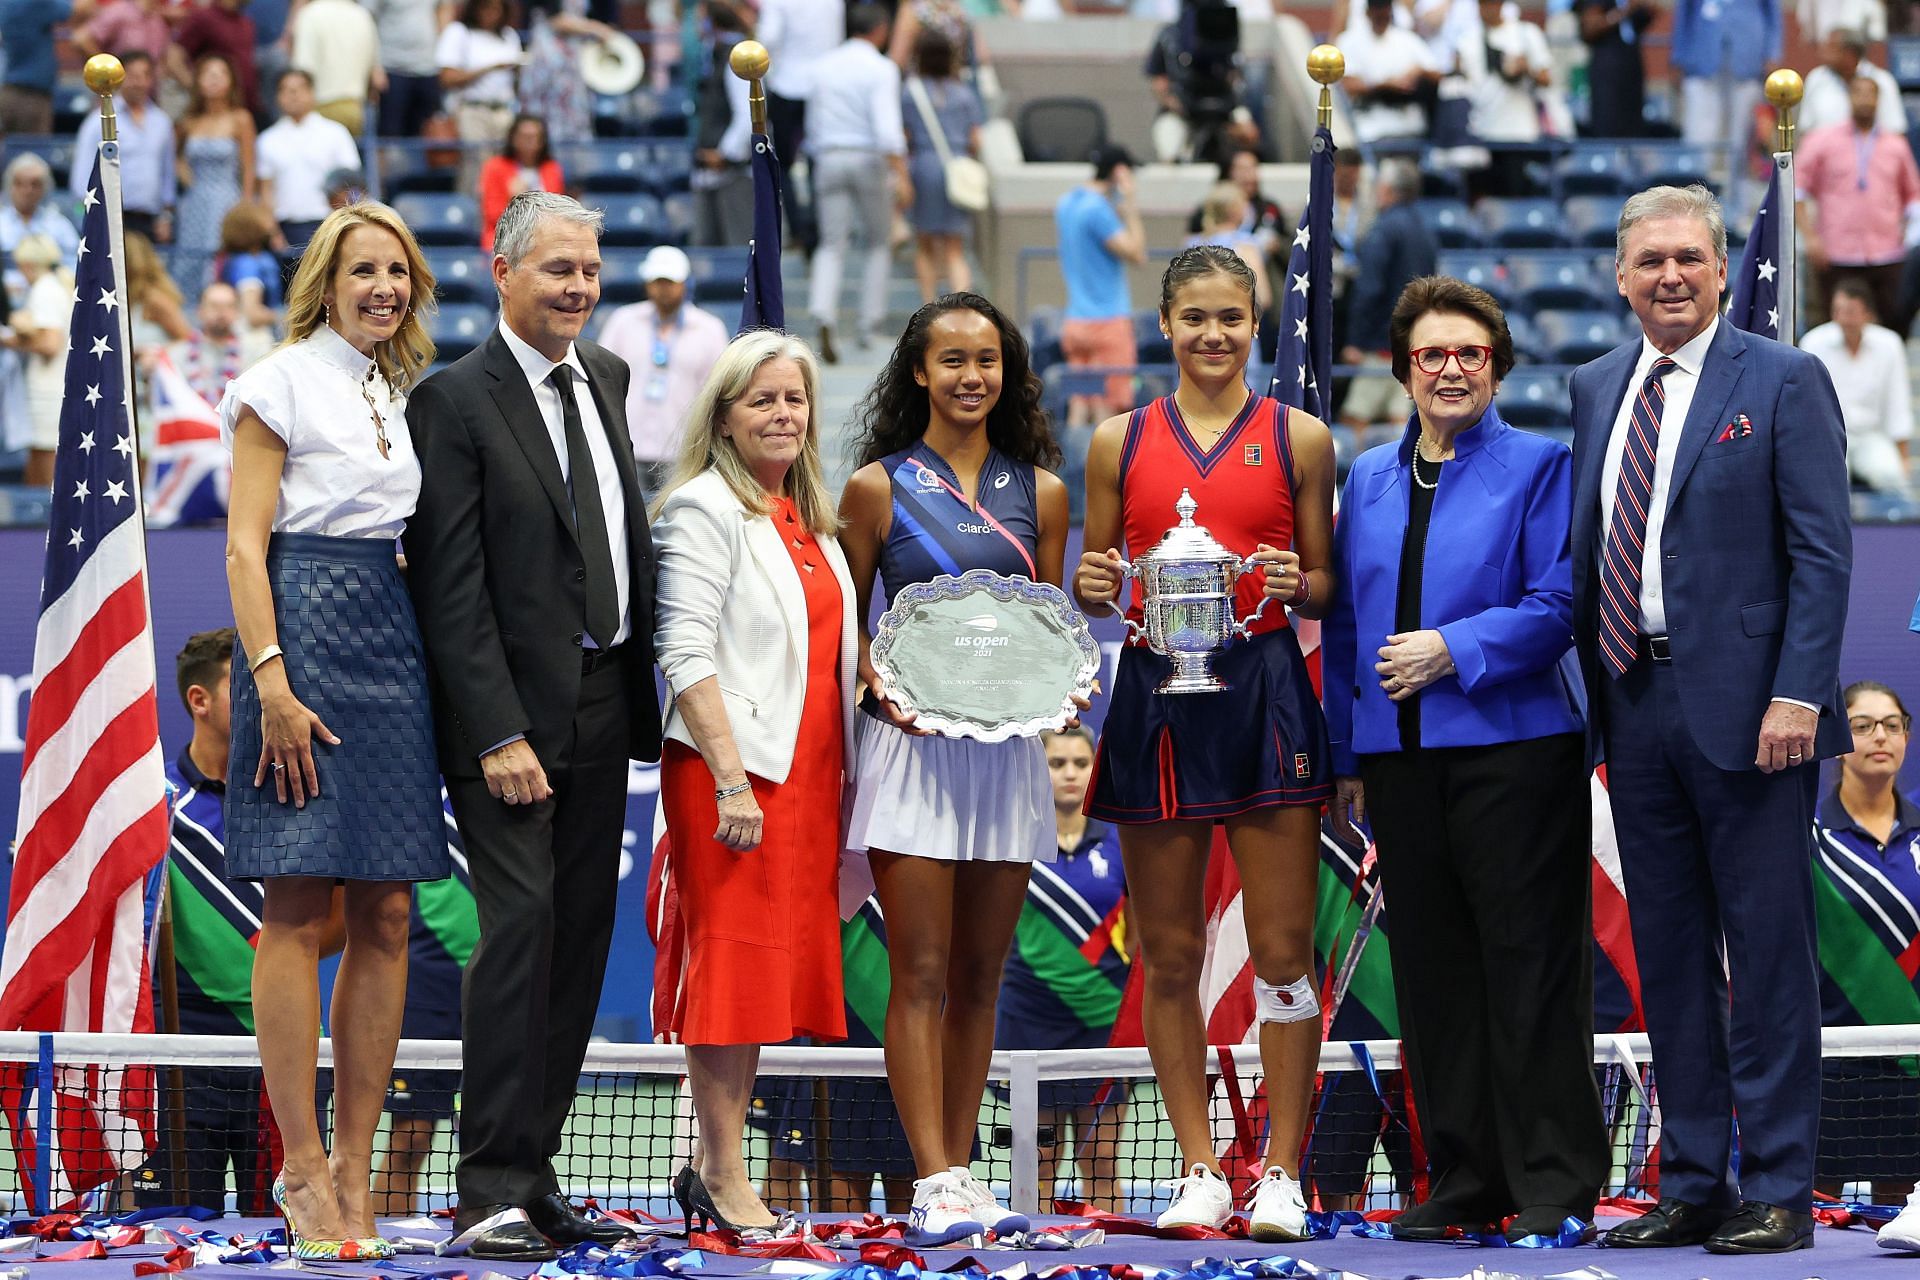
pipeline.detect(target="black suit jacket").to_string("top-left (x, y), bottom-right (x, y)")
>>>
top-left (405, 329), bottom-right (662, 777)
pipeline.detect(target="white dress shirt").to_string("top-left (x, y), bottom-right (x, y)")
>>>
top-left (434, 21), bottom-right (522, 107)
top-left (498, 321), bottom-right (633, 646)
top-left (219, 325), bottom-right (420, 538)
top-left (805, 38), bottom-right (907, 155)
top-left (292, 0), bottom-right (381, 103)
top-left (758, 0), bottom-right (844, 100)
top-left (257, 111), bottom-right (364, 222)
top-left (1337, 22), bottom-right (1441, 144)
top-left (1798, 61), bottom-right (1907, 137)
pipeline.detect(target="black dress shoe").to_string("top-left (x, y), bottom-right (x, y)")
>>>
top-left (1703, 1201), bottom-right (1814, 1254)
top-left (1505, 1206), bottom-right (1593, 1244)
top-left (1390, 1196), bottom-right (1497, 1241)
top-left (450, 1203), bottom-right (558, 1261)
top-left (1604, 1198), bottom-right (1726, 1248)
top-left (527, 1192), bottom-right (637, 1246)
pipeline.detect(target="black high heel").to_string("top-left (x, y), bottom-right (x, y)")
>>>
top-left (673, 1165), bottom-right (782, 1234)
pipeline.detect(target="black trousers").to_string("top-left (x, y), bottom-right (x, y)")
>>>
top-left (447, 654), bottom-right (631, 1208)
top-left (1360, 732), bottom-right (1608, 1217)
top-left (766, 92), bottom-right (815, 253)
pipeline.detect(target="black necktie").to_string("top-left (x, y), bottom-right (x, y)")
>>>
top-left (549, 365), bottom-right (620, 647)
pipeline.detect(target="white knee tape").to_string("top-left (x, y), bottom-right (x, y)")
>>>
top-left (1253, 975), bottom-right (1319, 1025)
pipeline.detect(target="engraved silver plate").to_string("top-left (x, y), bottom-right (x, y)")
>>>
top-left (870, 568), bottom-right (1099, 742)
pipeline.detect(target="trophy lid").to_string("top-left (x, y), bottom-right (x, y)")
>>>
top-left (1139, 489), bottom-right (1242, 567)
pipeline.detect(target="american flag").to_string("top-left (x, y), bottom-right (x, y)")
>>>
top-left (1266, 124), bottom-right (1336, 416)
top-left (1726, 162), bottom-right (1785, 339)
top-left (740, 132), bottom-right (784, 332)
top-left (0, 152), bottom-right (166, 1209)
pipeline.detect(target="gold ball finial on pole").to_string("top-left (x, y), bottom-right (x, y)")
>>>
top-left (83, 53), bottom-right (125, 99)
top-left (729, 39), bottom-right (771, 136)
top-left (1308, 44), bottom-right (1345, 129)
top-left (1766, 66), bottom-right (1804, 153)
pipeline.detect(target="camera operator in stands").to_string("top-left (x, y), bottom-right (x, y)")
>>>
top-left (1145, 0), bottom-right (1266, 166)
top-left (1340, 0), bottom-right (1443, 146)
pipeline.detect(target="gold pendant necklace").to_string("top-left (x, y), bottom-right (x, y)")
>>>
top-left (360, 366), bottom-right (392, 460)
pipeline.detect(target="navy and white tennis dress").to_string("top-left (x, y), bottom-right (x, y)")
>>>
top-left (218, 326), bottom-right (447, 882)
top-left (844, 443), bottom-right (1056, 864)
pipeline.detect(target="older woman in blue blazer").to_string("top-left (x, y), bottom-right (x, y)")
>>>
top-left (1322, 276), bottom-right (1606, 1244)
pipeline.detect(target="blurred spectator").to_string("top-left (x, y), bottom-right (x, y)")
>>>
top-left (322, 165), bottom-right (365, 208)
top-left (1192, 148), bottom-right (1287, 262)
top-left (72, 50), bottom-right (176, 244)
top-left (478, 114), bottom-right (562, 253)
top-left (1800, 28), bottom-right (1907, 137)
top-left (3, 235), bottom-right (75, 487)
top-left (1341, 0), bottom-right (1442, 145)
top-left (805, 3), bottom-right (907, 362)
top-left (1338, 159), bottom-right (1434, 448)
top-left (436, 0), bottom-right (522, 192)
top-left (1671, 0), bottom-right (1779, 150)
top-left (366, 0), bottom-right (445, 138)
top-left (256, 69), bottom-right (360, 281)
top-left (214, 200), bottom-right (283, 328)
top-left (175, 55), bottom-right (257, 296)
top-left (1414, 0), bottom-right (1482, 73)
top-left (73, 0), bottom-right (170, 65)
top-left (759, 0), bottom-right (844, 252)
top-left (522, 0), bottom-right (620, 147)
top-left (1577, 0), bottom-right (1654, 138)
top-left (1799, 0), bottom-right (1887, 41)
top-left (1801, 280), bottom-right (1913, 497)
top-left (290, 0), bottom-right (381, 135)
top-left (0, 0), bottom-right (94, 135)
top-left (1144, 0), bottom-right (1248, 164)
top-left (596, 245), bottom-right (729, 497)
top-left (1330, 148), bottom-right (1368, 357)
top-left (1, 154), bottom-right (79, 298)
top-left (902, 28), bottom-right (984, 301)
top-left (1187, 181), bottom-right (1270, 311)
top-left (171, 0), bottom-right (262, 115)
top-left (1054, 144), bottom-right (1144, 426)
top-left (171, 281), bottom-right (273, 407)
top-left (996, 727), bottom-right (1131, 1215)
top-left (1462, 0), bottom-right (1560, 194)
top-left (691, 0), bottom-right (754, 248)
top-left (1797, 74), bottom-right (1920, 327)
top-left (123, 231), bottom-right (194, 352)
top-left (889, 0), bottom-right (974, 73)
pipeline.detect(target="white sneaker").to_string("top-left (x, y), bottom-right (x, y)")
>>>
top-left (1245, 1167), bottom-right (1308, 1242)
top-left (951, 1167), bottom-right (1030, 1234)
top-left (1154, 1163), bottom-right (1233, 1230)
top-left (907, 1171), bottom-right (986, 1247)
top-left (1879, 1189), bottom-right (1920, 1251)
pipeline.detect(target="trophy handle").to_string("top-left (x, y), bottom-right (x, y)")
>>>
top-left (1098, 559), bottom-right (1147, 644)
top-left (1232, 554), bottom-right (1277, 639)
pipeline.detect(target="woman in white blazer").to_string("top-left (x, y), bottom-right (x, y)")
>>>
top-left (650, 330), bottom-right (858, 1235)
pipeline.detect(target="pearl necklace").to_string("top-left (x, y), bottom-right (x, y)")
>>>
top-left (1411, 435), bottom-right (1444, 490)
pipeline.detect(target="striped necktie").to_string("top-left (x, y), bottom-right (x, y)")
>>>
top-left (1597, 356), bottom-right (1677, 679)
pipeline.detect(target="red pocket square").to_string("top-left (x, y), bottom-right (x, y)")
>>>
top-left (1715, 414), bottom-right (1753, 443)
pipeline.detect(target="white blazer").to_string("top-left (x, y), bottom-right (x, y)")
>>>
top-left (651, 468), bottom-right (859, 784)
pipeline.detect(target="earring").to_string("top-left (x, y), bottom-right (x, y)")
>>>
top-left (323, 302), bottom-right (332, 326)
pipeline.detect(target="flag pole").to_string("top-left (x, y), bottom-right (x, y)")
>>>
top-left (1308, 43), bottom-right (1345, 129)
top-left (730, 38), bottom-right (769, 136)
top-left (1766, 68), bottom-right (1803, 344)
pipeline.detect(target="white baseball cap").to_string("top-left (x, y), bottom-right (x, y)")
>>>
top-left (641, 245), bottom-right (691, 283)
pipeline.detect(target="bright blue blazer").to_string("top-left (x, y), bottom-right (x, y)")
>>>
top-left (1323, 405), bottom-right (1582, 775)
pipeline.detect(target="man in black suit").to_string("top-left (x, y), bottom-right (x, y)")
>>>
top-left (405, 191), bottom-right (661, 1261)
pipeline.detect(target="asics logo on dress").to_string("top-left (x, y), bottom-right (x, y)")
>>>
top-left (993, 471), bottom-right (1010, 489)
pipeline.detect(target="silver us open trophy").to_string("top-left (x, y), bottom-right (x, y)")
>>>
top-left (1108, 489), bottom-right (1275, 694)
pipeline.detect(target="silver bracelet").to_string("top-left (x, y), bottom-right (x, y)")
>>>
top-left (715, 781), bottom-right (752, 801)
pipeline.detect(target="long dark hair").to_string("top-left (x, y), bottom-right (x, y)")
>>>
top-left (501, 113), bottom-right (551, 164)
top-left (850, 293), bottom-right (1061, 470)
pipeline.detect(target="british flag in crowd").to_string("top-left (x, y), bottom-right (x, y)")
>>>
top-left (144, 350), bottom-right (229, 527)
top-left (0, 152), bottom-right (165, 1210)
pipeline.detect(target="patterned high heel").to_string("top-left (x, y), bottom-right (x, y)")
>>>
top-left (273, 1173), bottom-right (367, 1262)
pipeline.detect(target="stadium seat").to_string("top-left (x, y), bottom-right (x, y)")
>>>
top-left (1436, 250), bottom-right (1510, 308)
top-left (386, 168), bottom-right (457, 197)
top-left (598, 248), bottom-right (652, 304)
top-left (1420, 168), bottom-right (1468, 200)
top-left (1554, 147), bottom-right (1629, 196)
top-left (1412, 199), bottom-right (1482, 249)
top-left (1533, 309), bottom-right (1628, 364)
top-left (1505, 312), bottom-right (1543, 363)
top-left (1478, 198), bottom-right (1570, 249)
top-left (3, 135), bottom-right (75, 181)
top-left (425, 249), bottom-right (491, 305)
top-left (644, 148), bottom-right (695, 197)
top-left (685, 246), bottom-right (750, 281)
top-left (392, 194), bottom-right (477, 247)
top-left (1016, 97), bottom-right (1109, 164)
top-left (1133, 311), bottom-right (1172, 365)
top-left (1508, 252), bottom-right (1613, 311)
top-left (600, 194), bottom-right (670, 246)
top-left (429, 303), bottom-right (498, 361)
top-left (1496, 370), bottom-right (1573, 428)
top-left (1632, 143), bottom-right (1717, 191)
top-left (1028, 308), bottom-right (1064, 373)
top-left (662, 192), bottom-right (697, 242)
top-left (1563, 195), bottom-right (1626, 250)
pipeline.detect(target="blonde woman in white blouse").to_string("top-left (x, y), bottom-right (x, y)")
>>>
top-left (220, 201), bottom-right (443, 1262)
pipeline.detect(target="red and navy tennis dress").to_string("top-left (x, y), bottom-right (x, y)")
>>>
top-left (1086, 392), bottom-right (1332, 823)
top-left (845, 441), bottom-right (1055, 864)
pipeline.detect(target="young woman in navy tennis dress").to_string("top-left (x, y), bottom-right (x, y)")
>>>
top-left (1074, 245), bottom-right (1337, 1240)
top-left (840, 293), bottom-right (1071, 1245)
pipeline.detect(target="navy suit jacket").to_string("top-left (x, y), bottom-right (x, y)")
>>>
top-left (1568, 320), bottom-right (1852, 772)
top-left (1324, 406), bottom-right (1582, 775)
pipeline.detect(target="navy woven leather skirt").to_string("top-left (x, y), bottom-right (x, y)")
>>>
top-left (227, 532), bottom-right (449, 882)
